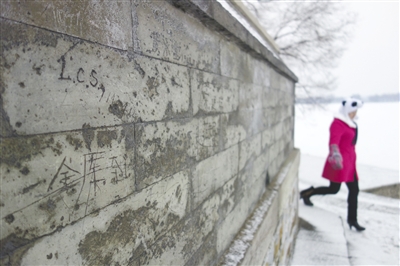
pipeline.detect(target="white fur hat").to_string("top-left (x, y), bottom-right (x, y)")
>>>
top-left (341, 98), bottom-right (363, 114)
top-left (334, 98), bottom-right (363, 128)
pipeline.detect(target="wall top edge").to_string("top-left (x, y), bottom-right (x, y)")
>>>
top-left (167, 0), bottom-right (298, 83)
top-left (227, 0), bottom-right (281, 55)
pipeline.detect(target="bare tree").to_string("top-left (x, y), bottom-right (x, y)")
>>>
top-left (243, 1), bottom-right (356, 100)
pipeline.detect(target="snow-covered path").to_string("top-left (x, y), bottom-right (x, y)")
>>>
top-left (292, 154), bottom-right (399, 265)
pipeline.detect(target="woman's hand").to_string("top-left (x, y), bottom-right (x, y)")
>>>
top-left (328, 144), bottom-right (343, 170)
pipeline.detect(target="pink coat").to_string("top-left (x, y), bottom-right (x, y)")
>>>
top-left (322, 118), bottom-right (358, 183)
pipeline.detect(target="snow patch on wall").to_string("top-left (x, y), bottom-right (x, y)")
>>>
top-left (222, 162), bottom-right (293, 266)
top-left (223, 190), bottom-right (277, 266)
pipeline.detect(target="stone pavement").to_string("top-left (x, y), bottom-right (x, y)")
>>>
top-left (292, 154), bottom-right (399, 265)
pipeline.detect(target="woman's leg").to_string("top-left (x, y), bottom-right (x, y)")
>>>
top-left (312, 181), bottom-right (341, 195)
top-left (300, 181), bottom-right (341, 206)
top-left (345, 175), bottom-right (359, 222)
top-left (345, 175), bottom-right (365, 231)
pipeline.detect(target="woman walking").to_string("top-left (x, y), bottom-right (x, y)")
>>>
top-left (300, 98), bottom-right (366, 231)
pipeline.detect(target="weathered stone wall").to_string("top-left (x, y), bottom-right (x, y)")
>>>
top-left (0, 1), bottom-right (298, 265)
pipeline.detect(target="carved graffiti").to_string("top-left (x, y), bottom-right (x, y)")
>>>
top-left (6, 152), bottom-right (132, 220)
top-left (84, 152), bottom-right (106, 198)
top-left (109, 154), bottom-right (130, 185)
top-left (57, 55), bottom-right (106, 101)
top-left (77, 67), bottom-right (85, 83)
top-left (47, 156), bottom-right (81, 192)
top-left (90, 70), bottom-right (98, 87)
top-left (57, 55), bottom-right (71, 80)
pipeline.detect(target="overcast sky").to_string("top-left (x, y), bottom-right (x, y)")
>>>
top-left (333, 1), bottom-right (399, 98)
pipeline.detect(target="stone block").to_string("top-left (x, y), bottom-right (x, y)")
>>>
top-left (273, 122), bottom-right (284, 142)
top-left (261, 86), bottom-right (274, 108)
top-left (252, 59), bottom-right (271, 88)
top-left (220, 40), bottom-right (254, 83)
top-left (272, 108), bottom-right (284, 126)
top-left (238, 151), bottom-right (269, 215)
top-left (253, 152), bottom-right (270, 185)
top-left (185, 233), bottom-right (218, 266)
top-left (268, 141), bottom-right (280, 164)
top-left (238, 108), bottom-right (264, 138)
top-left (264, 109), bottom-right (274, 127)
top-left (239, 133), bottom-right (262, 172)
top-left (288, 105), bottom-right (295, 117)
top-left (17, 170), bottom-right (189, 265)
top-left (239, 82), bottom-right (263, 111)
top-left (220, 40), bottom-right (242, 79)
top-left (276, 90), bottom-right (288, 107)
top-left (135, 119), bottom-right (193, 190)
top-left (268, 158), bottom-right (279, 180)
top-left (216, 190), bottom-right (251, 255)
top-left (280, 91), bottom-right (289, 106)
top-left (278, 105), bottom-right (290, 123)
top-left (134, 116), bottom-right (220, 190)
top-left (261, 107), bottom-right (272, 130)
top-left (1, 124), bottom-right (135, 241)
top-left (191, 69), bottom-right (239, 115)
top-left (195, 115), bottom-right (221, 158)
top-left (219, 113), bottom-right (247, 150)
top-left (0, 20), bottom-right (190, 135)
top-left (151, 177), bottom-right (237, 265)
top-left (192, 145), bottom-right (239, 209)
top-left (216, 176), bottom-right (238, 219)
top-left (270, 69), bottom-right (281, 90)
top-left (238, 52), bottom-right (255, 84)
top-left (146, 175), bottom-right (237, 266)
top-left (135, 187), bottom-right (222, 265)
top-left (133, 0), bottom-right (220, 73)
top-left (236, 173), bottom-right (252, 208)
top-left (220, 40), bottom-right (269, 84)
top-left (281, 75), bottom-right (295, 93)
top-left (0, 0), bottom-right (132, 50)
top-left (276, 151), bottom-right (285, 171)
top-left (261, 128), bottom-right (273, 151)
top-left (282, 117), bottom-right (293, 136)
top-left (277, 157), bottom-right (300, 217)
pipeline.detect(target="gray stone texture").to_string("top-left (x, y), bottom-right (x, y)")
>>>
top-left (0, 1), bottom-right (298, 265)
top-left (133, 0), bottom-right (221, 73)
top-left (1, 19), bottom-right (191, 135)
top-left (0, 0), bottom-right (132, 50)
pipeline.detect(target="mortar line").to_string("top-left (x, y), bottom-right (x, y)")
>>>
top-left (0, 112), bottom-right (241, 140)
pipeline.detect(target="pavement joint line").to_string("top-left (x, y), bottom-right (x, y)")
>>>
top-left (340, 216), bottom-right (353, 266)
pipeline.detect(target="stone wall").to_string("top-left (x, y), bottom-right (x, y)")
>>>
top-left (0, 1), bottom-right (298, 265)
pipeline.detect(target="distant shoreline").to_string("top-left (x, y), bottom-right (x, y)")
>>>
top-left (296, 93), bottom-right (399, 104)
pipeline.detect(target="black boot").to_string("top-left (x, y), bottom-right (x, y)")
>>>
top-left (348, 220), bottom-right (366, 231)
top-left (300, 186), bottom-right (314, 206)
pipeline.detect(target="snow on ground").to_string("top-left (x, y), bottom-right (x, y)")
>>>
top-left (293, 154), bottom-right (399, 266)
top-left (292, 102), bottom-right (399, 265)
top-left (293, 201), bottom-right (350, 265)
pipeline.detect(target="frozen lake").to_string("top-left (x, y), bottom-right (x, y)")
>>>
top-left (295, 101), bottom-right (399, 172)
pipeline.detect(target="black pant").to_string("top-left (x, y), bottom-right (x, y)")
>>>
top-left (311, 175), bottom-right (359, 221)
